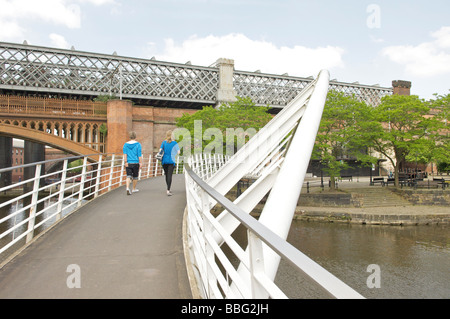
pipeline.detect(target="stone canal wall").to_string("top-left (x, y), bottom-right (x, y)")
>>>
top-left (215, 185), bottom-right (449, 226)
top-left (294, 187), bottom-right (449, 226)
top-left (294, 207), bottom-right (449, 226)
top-left (391, 188), bottom-right (450, 206)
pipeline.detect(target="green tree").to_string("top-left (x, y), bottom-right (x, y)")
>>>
top-left (68, 159), bottom-right (83, 173)
top-left (175, 97), bottom-right (272, 155)
top-left (94, 94), bottom-right (118, 102)
top-left (358, 94), bottom-right (440, 186)
top-left (429, 92), bottom-right (450, 174)
top-left (312, 90), bottom-right (374, 189)
top-left (99, 123), bottom-right (107, 136)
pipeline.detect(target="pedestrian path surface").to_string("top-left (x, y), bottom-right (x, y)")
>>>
top-left (0, 175), bottom-right (192, 299)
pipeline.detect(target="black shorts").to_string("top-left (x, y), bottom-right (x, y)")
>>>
top-left (126, 163), bottom-right (140, 179)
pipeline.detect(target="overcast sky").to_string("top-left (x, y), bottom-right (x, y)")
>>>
top-left (1, 0), bottom-right (449, 100)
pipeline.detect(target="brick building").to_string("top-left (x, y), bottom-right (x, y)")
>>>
top-left (11, 139), bottom-right (24, 183)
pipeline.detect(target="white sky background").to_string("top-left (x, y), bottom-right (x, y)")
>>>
top-left (0, 0), bottom-right (449, 100)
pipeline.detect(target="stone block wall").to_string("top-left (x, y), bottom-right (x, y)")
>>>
top-left (392, 189), bottom-right (450, 206)
top-left (297, 192), bottom-right (363, 207)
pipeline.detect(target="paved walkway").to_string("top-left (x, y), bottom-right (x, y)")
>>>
top-left (0, 174), bottom-right (192, 299)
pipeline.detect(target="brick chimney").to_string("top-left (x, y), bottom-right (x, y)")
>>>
top-left (392, 80), bottom-right (411, 96)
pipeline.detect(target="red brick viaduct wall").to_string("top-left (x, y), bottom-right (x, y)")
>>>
top-left (106, 100), bottom-right (197, 155)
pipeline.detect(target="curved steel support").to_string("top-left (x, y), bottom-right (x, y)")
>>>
top-left (184, 70), bottom-right (364, 298)
top-left (259, 69), bottom-right (330, 279)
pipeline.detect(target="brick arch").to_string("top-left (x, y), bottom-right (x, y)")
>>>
top-left (0, 123), bottom-right (101, 161)
top-left (0, 118), bottom-right (106, 152)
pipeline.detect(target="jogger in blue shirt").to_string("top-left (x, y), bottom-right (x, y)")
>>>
top-left (123, 131), bottom-right (142, 195)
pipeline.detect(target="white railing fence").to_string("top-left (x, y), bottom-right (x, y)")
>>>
top-left (184, 159), bottom-right (364, 299)
top-left (183, 70), bottom-right (365, 299)
top-left (0, 153), bottom-right (182, 264)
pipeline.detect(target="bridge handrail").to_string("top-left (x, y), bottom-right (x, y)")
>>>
top-left (0, 153), bottom-right (105, 174)
top-left (184, 164), bottom-right (364, 299)
top-left (0, 152), bottom-right (184, 264)
top-left (0, 94), bottom-right (107, 118)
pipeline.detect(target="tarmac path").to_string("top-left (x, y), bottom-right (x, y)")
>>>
top-left (0, 175), bottom-right (192, 299)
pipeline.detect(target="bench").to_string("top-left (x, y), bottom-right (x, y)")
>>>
top-left (431, 178), bottom-right (448, 189)
top-left (385, 178), bottom-right (409, 187)
top-left (339, 175), bottom-right (353, 181)
top-left (370, 177), bottom-right (385, 186)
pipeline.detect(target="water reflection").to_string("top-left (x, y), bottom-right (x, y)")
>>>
top-left (278, 221), bottom-right (449, 299)
top-left (0, 198), bottom-right (28, 258)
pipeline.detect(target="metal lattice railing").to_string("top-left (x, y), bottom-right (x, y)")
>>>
top-left (1, 42), bottom-right (391, 108)
top-left (0, 94), bottom-right (107, 117)
top-left (328, 81), bottom-right (392, 107)
top-left (234, 70), bottom-right (392, 107)
top-left (233, 70), bottom-right (312, 107)
top-left (0, 42), bottom-right (219, 105)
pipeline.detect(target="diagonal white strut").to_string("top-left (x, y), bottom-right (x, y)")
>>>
top-left (208, 76), bottom-right (316, 237)
top-left (258, 69), bottom-right (329, 279)
top-left (212, 70), bottom-right (329, 241)
top-left (226, 69), bottom-right (330, 295)
top-left (186, 70), bottom-right (365, 298)
top-left (206, 78), bottom-right (315, 195)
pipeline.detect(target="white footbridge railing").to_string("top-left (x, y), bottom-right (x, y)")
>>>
top-left (183, 70), bottom-right (364, 299)
top-left (0, 153), bottom-right (183, 264)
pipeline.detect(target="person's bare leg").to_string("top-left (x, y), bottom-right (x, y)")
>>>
top-left (126, 177), bottom-right (132, 195)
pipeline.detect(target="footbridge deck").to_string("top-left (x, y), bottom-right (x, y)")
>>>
top-left (0, 70), bottom-right (366, 300)
top-left (0, 175), bottom-right (192, 299)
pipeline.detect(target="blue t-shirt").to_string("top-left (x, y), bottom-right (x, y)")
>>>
top-left (160, 141), bottom-right (180, 165)
top-left (123, 141), bottom-right (142, 163)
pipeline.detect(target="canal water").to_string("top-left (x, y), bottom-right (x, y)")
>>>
top-left (276, 220), bottom-right (449, 299)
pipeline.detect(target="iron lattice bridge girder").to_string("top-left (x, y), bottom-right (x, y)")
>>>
top-left (0, 42), bottom-right (392, 107)
top-left (234, 71), bottom-right (393, 107)
top-left (0, 42), bottom-right (219, 105)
